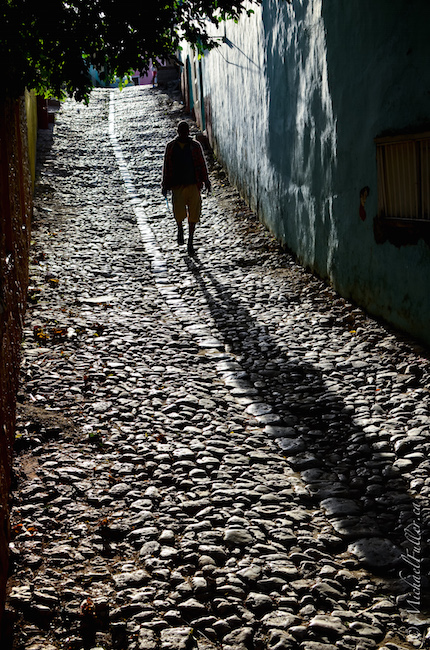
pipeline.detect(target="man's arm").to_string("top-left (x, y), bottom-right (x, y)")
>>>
top-left (161, 141), bottom-right (173, 195)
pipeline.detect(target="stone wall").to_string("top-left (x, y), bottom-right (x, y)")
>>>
top-left (0, 95), bottom-right (33, 626)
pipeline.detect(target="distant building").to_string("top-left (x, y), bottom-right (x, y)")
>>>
top-left (89, 59), bottom-right (179, 88)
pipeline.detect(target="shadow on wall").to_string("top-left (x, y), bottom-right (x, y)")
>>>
top-left (263, 0), bottom-right (430, 345)
top-left (321, 0), bottom-right (430, 323)
top-left (262, 0), bottom-right (338, 279)
top-left (214, 36), bottom-right (260, 72)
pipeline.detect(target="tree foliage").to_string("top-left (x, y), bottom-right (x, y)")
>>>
top-left (0, 0), bottom-right (259, 102)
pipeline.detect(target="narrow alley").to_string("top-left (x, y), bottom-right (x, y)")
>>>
top-left (4, 87), bottom-right (430, 650)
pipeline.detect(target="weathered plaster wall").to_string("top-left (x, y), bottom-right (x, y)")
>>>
top-left (0, 95), bottom-right (33, 627)
top-left (321, 0), bottom-right (430, 341)
top-left (185, 0), bottom-right (430, 344)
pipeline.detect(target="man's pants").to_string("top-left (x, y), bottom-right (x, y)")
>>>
top-left (172, 184), bottom-right (201, 223)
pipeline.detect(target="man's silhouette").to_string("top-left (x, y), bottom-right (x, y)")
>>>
top-left (162, 121), bottom-right (211, 256)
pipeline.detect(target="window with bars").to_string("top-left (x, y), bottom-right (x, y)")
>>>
top-left (375, 131), bottom-right (430, 221)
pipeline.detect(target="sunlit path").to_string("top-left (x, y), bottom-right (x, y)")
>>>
top-left (4, 87), bottom-right (429, 650)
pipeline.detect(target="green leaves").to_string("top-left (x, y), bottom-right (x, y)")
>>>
top-left (1, 0), bottom-right (261, 102)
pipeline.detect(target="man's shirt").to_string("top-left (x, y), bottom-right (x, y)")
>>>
top-left (171, 141), bottom-right (196, 186)
top-left (162, 136), bottom-right (210, 191)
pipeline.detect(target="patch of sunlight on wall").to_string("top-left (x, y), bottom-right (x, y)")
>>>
top-left (288, 0), bottom-right (338, 271)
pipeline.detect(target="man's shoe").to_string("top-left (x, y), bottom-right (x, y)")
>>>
top-left (177, 226), bottom-right (184, 245)
top-left (187, 241), bottom-right (195, 256)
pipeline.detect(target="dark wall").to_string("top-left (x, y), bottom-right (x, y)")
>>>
top-left (0, 95), bottom-right (32, 627)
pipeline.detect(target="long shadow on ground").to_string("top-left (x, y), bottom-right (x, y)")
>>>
top-left (184, 253), bottom-right (430, 609)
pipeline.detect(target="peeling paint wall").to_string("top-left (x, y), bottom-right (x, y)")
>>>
top-left (182, 0), bottom-right (430, 345)
top-left (0, 95), bottom-right (33, 627)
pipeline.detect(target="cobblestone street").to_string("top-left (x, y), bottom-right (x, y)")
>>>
top-left (4, 87), bottom-right (430, 649)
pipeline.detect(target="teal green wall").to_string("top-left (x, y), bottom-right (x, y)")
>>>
top-left (184, 0), bottom-right (430, 345)
top-left (321, 0), bottom-right (430, 342)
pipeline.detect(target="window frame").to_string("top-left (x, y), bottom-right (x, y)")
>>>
top-left (374, 130), bottom-right (430, 246)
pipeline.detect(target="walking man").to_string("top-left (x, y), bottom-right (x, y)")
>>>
top-left (162, 121), bottom-right (211, 256)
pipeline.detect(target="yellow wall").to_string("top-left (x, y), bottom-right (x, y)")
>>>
top-left (25, 89), bottom-right (37, 190)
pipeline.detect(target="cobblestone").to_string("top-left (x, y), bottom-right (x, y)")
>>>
top-left (3, 86), bottom-right (430, 649)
